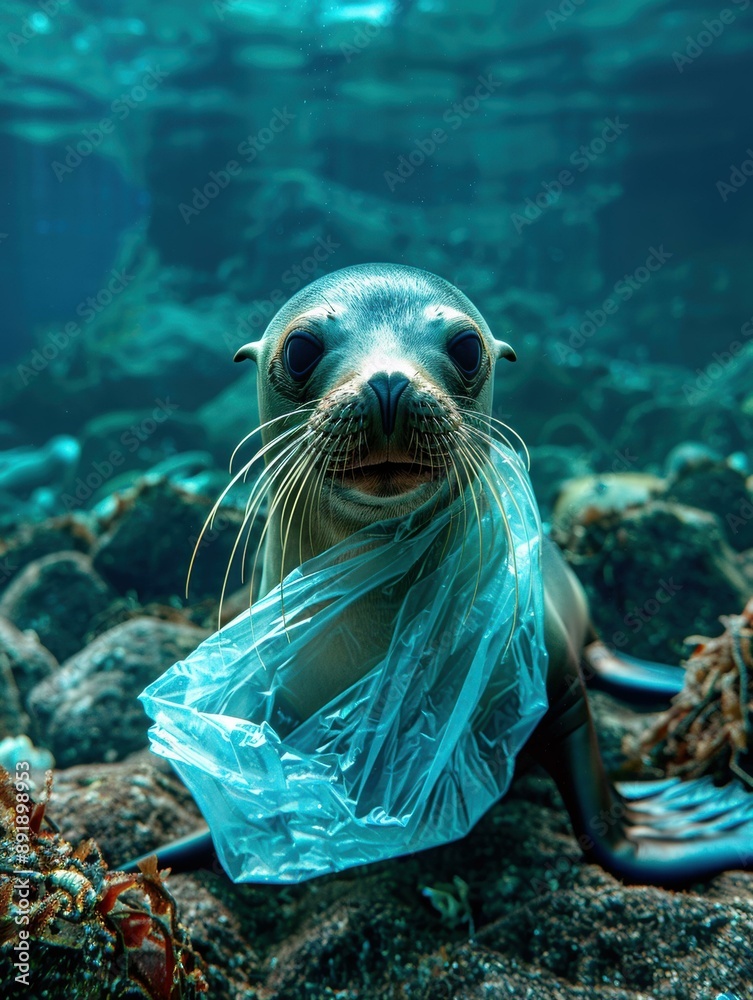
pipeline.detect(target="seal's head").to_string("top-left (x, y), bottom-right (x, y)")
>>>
top-left (235, 264), bottom-right (517, 578)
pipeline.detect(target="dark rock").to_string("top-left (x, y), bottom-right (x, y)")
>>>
top-left (0, 551), bottom-right (117, 663)
top-left (554, 498), bottom-right (751, 662)
top-left (0, 654), bottom-right (27, 738)
top-left (0, 755), bottom-right (208, 1000)
top-left (167, 874), bottom-right (262, 1000)
top-left (92, 478), bottom-right (260, 603)
top-left (444, 868), bottom-right (753, 999)
top-left (0, 514), bottom-right (94, 597)
top-left (24, 753), bottom-right (244, 995)
top-left (51, 750), bottom-right (204, 866)
top-left (163, 764), bottom-right (753, 1000)
top-left (0, 614), bottom-right (58, 705)
top-left (18, 682), bottom-right (753, 1000)
top-left (664, 457), bottom-right (753, 551)
top-left (586, 689), bottom-right (658, 775)
top-left (552, 471), bottom-right (664, 538)
top-left (664, 441), bottom-right (724, 477)
top-left (28, 617), bottom-right (206, 767)
top-left (77, 407), bottom-right (210, 485)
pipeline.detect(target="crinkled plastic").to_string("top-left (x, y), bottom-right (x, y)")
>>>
top-left (140, 447), bottom-right (549, 883)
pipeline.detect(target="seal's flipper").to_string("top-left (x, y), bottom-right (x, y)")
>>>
top-left (582, 640), bottom-right (685, 707)
top-left (602, 775), bottom-right (753, 885)
top-left (532, 696), bottom-right (753, 886)
top-left (120, 826), bottom-right (214, 875)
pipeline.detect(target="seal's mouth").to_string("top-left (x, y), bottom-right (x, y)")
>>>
top-left (333, 456), bottom-right (445, 498)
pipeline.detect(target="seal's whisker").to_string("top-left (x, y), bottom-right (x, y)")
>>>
top-left (459, 421), bottom-right (531, 496)
top-left (460, 417), bottom-right (531, 498)
top-left (217, 436), bottom-right (311, 628)
top-left (187, 453), bottom-right (256, 596)
top-left (233, 429), bottom-right (315, 567)
top-left (422, 428), bottom-right (438, 483)
top-left (312, 436), bottom-right (334, 553)
top-left (238, 439), bottom-right (309, 590)
top-left (300, 450), bottom-right (329, 568)
top-left (438, 439), bottom-right (467, 571)
top-left (236, 431), bottom-right (311, 570)
top-left (461, 423), bottom-right (538, 522)
top-left (243, 445), bottom-right (317, 658)
top-left (279, 449), bottom-right (324, 632)
top-left (456, 429), bottom-right (507, 521)
top-left (449, 437), bottom-right (486, 620)
top-left (208, 420), bottom-right (304, 542)
top-left (459, 430), bottom-right (526, 659)
top-left (244, 433), bottom-right (319, 630)
top-left (455, 406), bottom-right (531, 470)
top-left (290, 430), bottom-right (331, 571)
top-left (263, 434), bottom-right (320, 571)
top-left (229, 399), bottom-right (324, 472)
top-left (428, 420), bottom-right (464, 540)
top-left (458, 415), bottom-right (519, 466)
top-left (420, 430), bottom-right (447, 526)
top-left (356, 426), bottom-right (366, 480)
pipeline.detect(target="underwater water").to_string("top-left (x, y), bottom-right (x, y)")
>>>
top-left (1, 0), bottom-right (753, 997)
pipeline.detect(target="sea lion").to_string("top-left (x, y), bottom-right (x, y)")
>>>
top-left (128, 264), bottom-right (753, 886)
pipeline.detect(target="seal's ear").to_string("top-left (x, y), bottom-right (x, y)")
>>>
top-left (233, 341), bottom-right (262, 364)
top-left (493, 339), bottom-right (517, 363)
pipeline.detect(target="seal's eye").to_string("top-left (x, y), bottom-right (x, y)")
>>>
top-left (284, 331), bottom-right (324, 381)
top-left (447, 329), bottom-right (483, 378)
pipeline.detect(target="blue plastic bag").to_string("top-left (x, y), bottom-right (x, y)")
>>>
top-left (140, 446), bottom-right (549, 882)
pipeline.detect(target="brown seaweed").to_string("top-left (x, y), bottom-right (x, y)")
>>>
top-left (0, 764), bottom-right (207, 998)
top-left (625, 597), bottom-right (753, 786)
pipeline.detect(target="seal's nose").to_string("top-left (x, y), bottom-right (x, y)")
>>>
top-left (367, 372), bottom-right (410, 437)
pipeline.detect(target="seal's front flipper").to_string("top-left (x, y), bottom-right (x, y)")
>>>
top-left (533, 703), bottom-right (753, 885)
top-left (582, 640), bottom-right (685, 707)
top-left (120, 826), bottom-right (215, 875)
top-left (612, 776), bottom-right (753, 879)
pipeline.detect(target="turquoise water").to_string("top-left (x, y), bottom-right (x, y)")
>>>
top-left (2, 1), bottom-right (752, 455)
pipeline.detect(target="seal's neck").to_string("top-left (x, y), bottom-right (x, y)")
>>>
top-left (256, 486), bottom-right (482, 720)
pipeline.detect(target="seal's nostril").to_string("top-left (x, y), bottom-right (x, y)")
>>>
top-left (367, 372), bottom-right (410, 436)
